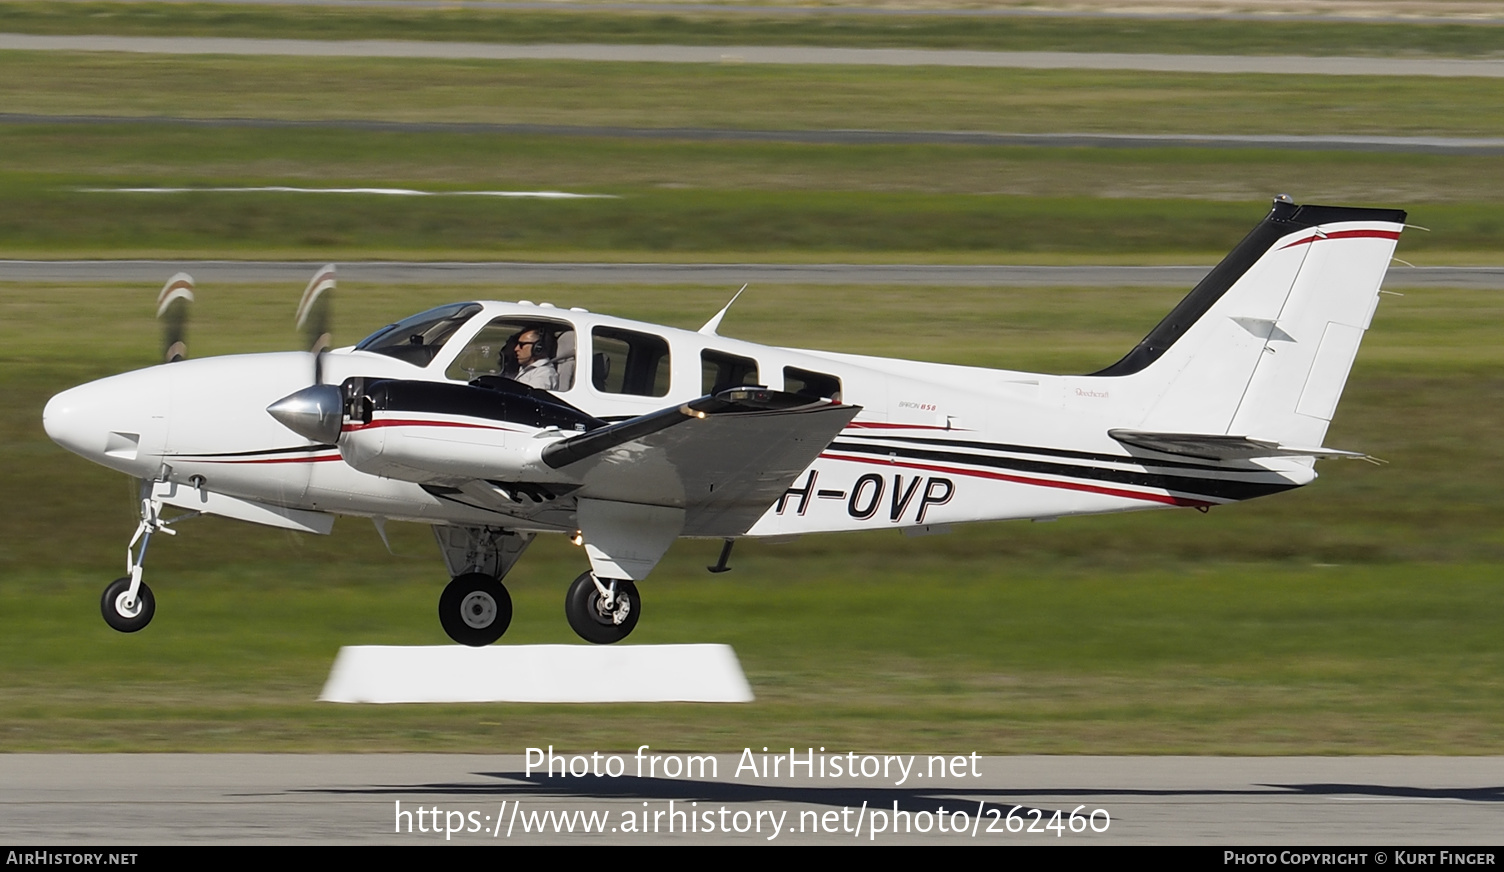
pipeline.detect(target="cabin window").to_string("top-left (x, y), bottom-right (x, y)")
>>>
top-left (701, 350), bottom-right (760, 395)
top-left (784, 366), bottom-right (842, 401)
top-left (445, 318), bottom-right (576, 391)
top-left (592, 327), bottom-right (671, 397)
top-left (356, 303), bottom-right (482, 367)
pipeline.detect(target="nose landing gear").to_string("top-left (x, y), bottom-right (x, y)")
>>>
top-left (100, 493), bottom-right (197, 634)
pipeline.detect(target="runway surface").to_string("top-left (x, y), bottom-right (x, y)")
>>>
top-left (27, 0), bottom-right (1504, 25)
top-left (6, 34), bottom-right (1504, 77)
top-left (2, 754), bottom-right (1501, 845)
top-left (5, 260), bottom-right (1502, 289)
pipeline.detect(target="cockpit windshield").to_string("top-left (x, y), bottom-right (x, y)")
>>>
top-left (355, 303), bottom-right (482, 366)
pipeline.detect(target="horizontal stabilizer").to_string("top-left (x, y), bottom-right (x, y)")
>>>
top-left (1108, 429), bottom-right (1367, 462)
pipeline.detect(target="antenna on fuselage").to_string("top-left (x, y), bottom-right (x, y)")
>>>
top-left (698, 284), bottom-right (747, 336)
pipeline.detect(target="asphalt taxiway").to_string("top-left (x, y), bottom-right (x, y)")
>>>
top-left (4, 261), bottom-right (1502, 289)
top-left (2, 754), bottom-right (1501, 845)
top-left (6, 34), bottom-right (1504, 78)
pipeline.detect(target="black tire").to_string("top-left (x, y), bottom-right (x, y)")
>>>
top-left (565, 571), bottom-right (640, 644)
top-left (439, 573), bottom-right (512, 647)
top-left (101, 576), bottom-right (155, 633)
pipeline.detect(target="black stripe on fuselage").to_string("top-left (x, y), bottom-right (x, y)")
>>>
top-left (841, 431), bottom-right (1235, 473)
top-left (167, 444), bottom-right (337, 460)
top-left (824, 440), bottom-right (1298, 502)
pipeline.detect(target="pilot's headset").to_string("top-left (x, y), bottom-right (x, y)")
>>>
top-left (499, 327), bottom-right (555, 375)
top-left (523, 328), bottom-right (556, 361)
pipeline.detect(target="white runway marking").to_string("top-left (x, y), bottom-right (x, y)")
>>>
top-left (77, 186), bottom-right (617, 198)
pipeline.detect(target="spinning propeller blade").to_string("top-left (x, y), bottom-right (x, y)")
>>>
top-left (156, 273), bottom-right (195, 363)
top-left (268, 265), bottom-right (342, 443)
top-left (296, 264), bottom-right (336, 383)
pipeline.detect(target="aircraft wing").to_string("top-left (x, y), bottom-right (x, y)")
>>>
top-left (547, 389), bottom-right (861, 537)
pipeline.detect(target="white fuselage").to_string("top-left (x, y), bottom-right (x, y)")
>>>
top-left (43, 299), bottom-right (1314, 540)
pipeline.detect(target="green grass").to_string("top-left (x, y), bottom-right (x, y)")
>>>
top-left (2, 1), bottom-right (1503, 57)
top-left (8, 55), bottom-right (1504, 137)
top-left (8, 122), bottom-right (1504, 202)
top-left (3, 282), bottom-right (1503, 752)
top-left (4, 180), bottom-right (1498, 261)
top-left (3, 123), bottom-right (1503, 259)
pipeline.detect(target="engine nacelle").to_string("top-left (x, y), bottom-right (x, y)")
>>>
top-left (270, 376), bottom-right (602, 486)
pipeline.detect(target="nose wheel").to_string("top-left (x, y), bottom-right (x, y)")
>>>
top-left (439, 573), bottom-right (513, 646)
top-left (101, 577), bottom-right (155, 633)
top-left (565, 571), bottom-right (640, 644)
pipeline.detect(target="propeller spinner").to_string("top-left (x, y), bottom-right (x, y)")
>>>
top-left (269, 265), bottom-right (342, 443)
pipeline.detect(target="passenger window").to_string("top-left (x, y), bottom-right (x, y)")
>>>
top-left (784, 366), bottom-right (842, 401)
top-left (446, 318), bottom-right (576, 392)
top-left (592, 327), bottom-right (670, 397)
top-left (701, 350), bottom-right (760, 395)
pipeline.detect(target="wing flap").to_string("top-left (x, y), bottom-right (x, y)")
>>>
top-left (557, 390), bottom-right (861, 537)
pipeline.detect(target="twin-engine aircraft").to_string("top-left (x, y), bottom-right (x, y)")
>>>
top-left (44, 197), bottom-right (1406, 645)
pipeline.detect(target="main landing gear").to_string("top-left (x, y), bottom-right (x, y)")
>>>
top-left (434, 570), bottom-right (640, 645)
top-left (565, 571), bottom-right (640, 645)
top-left (435, 570), bottom-right (642, 645)
top-left (438, 573), bottom-right (513, 647)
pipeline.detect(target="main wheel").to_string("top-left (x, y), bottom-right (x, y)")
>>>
top-left (565, 571), bottom-right (640, 644)
top-left (101, 577), bottom-right (155, 633)
top-left (439, 573), bottom-right (512, 646)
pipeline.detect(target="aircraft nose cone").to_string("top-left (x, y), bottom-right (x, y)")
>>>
top-left (42, 386), bottom-right (89, 455)
top-left (43, 374), bottom-right (167, 472)
top-left (267, 384), bottom-right (345, 444)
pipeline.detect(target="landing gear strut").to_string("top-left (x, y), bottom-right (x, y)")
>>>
top-left (565, 571), bottom-right (640, 644)
top-left (438, 573), bottom-right (513, 647)
top-left (101, 491), bottom-right (196, 634)
top-left (431, 526), bottom-right (531, 646)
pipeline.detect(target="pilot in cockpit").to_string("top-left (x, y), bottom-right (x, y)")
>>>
top-left (502, 326), bottom-right (559, 391)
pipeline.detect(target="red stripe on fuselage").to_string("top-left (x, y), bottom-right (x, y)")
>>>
top-left (1278, 228), bottom-right (1401, 250)
top-left (846, 422), bottom-right (954, 431)
top-left (819, 452), bottom-right (1213, 508)
top-left (341, 418), bottom-right (523, 434)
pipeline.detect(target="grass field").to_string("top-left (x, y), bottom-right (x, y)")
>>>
top-left (3, 281), bottom-right (1502, 753)
top-left (3, 125), bottom-right (1501, 260)
top-left (9, 55), bottom-right (1504, 137)
top-left (4, 1), bottom-right (1503, 56)
top-left (4, 51), bottom-right (1503, 260)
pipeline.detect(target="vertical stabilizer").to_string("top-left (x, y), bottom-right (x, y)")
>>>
top-left (1093, 199), bottom-right (1405, 447)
